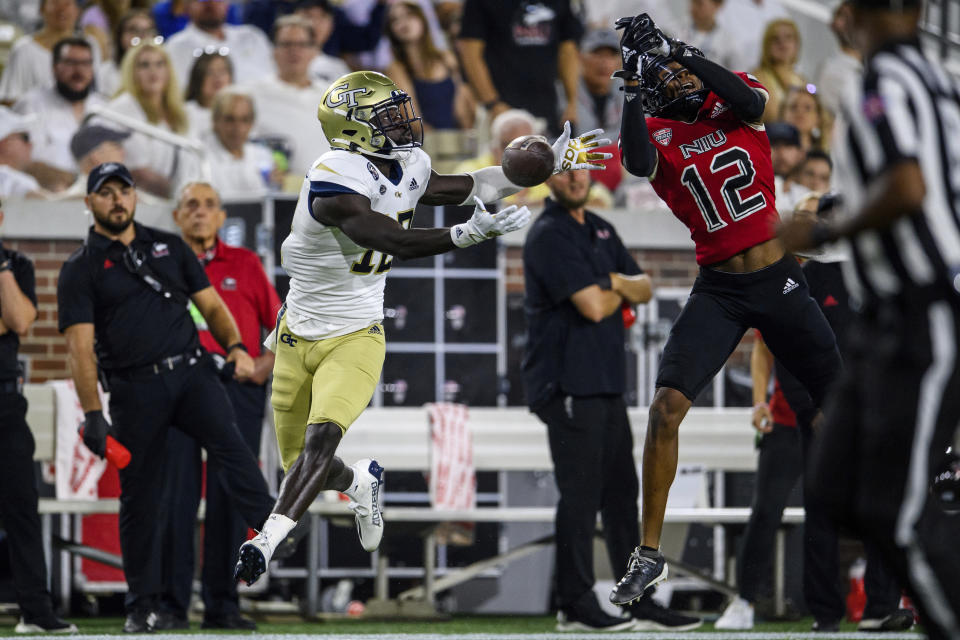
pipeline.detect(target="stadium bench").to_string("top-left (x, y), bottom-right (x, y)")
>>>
top-left (25, 384), bottom-right (801, 617)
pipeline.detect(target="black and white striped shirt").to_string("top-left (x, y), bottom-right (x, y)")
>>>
top-left (833, 37), bottom-right (960, 304)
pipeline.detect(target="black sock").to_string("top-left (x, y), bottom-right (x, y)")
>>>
top-left (640, 545), bottom-right (659, 554)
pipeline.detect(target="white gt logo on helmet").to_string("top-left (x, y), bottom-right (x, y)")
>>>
top-left (324, 83), bottom-right (370, 109)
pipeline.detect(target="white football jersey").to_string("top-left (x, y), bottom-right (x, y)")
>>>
top-left (281, 147), bottom-right (432, 340)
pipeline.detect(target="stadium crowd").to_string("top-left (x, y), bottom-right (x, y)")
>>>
top-left (0, 0), bottom-right (843, 213)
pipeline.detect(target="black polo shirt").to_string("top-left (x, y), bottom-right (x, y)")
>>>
top-left (521, 199), bottom-right (642, 410)
top-left (0, 251), bottom-right (37, 381)
top-left (57, 223), bottom-right (210, 371)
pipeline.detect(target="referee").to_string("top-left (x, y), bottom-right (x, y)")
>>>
top-left (781, 2), bottom-right (960, 637)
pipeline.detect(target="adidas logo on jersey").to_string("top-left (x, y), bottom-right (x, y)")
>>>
top-left (711, 102), bottom-right (729, 119)
top-left (409, 177), bottom-right (418, 191)
top-left (368, 325), bottom-right (382, 335)
top-left (783, 278), bottom-right (799, 294)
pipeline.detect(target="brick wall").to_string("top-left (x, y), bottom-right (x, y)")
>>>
top-left (10, 239), bottom-right (751, 389)
top-left (8, 239), bottom-right (82, 382)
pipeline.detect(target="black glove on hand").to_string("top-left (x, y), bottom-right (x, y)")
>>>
top-left (82, 410), bottom-right (109, 458)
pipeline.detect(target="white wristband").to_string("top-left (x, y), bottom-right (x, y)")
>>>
top-left (450, 223), bottom-right (482, 248)
top-left (459, 166), bottom-right (524, 206)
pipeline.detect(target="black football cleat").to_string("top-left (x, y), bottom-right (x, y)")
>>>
top-left (610, 547), bottom-right (667, 605)
top-left (234, 539), bottom-right (269, 586)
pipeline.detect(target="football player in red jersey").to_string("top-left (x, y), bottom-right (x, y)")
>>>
top-left (609, 14), bottom-right (842, 606)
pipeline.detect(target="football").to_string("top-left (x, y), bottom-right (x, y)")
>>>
top-left (501, 135), bottom-right (554, 187)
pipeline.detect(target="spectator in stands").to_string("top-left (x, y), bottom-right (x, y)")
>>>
top-left (751, 18), bottom-right (806, 123)
top-left (13, 37), bottom-right (105, 193)
top-left (244, 15), bottom-right (330, 180)
top-left (569, 28), bottom-right (622, 141)
top-left (164, 0), bottom-right (274, 91)
top-left (675, 0), bottom-right (743, 72)
top-left (201, 90), bottom-right (275, 198)
top-left (780, 85), bottom-right (830, 152)
top-left (96, 9), bottom-right (159, 98)
top-left (384, 1), bottom-right (473, 131)
top-left (716, 0), bottom-right (788, 75)
top-left (293, 0), bottom-right (349, 88)
top-left (582, 0), bottom-right (680, 34)
top-left (458, 0), bottom-right (581, 135)
top-left (0, 108), bottom-right (45, 199)
top-left (453, 108), bottom-right (549, 208)
top-left (0, 0), bottom-right (101, 103)
top-left (52, 123), bottom-right (131, 199)
top-left (766, 122), bottom-right (805, 217)
top-left (792, 150), bottom-right (832, 195)
top-left (816, 2), bottom-right (860, 118)
top-left (104, 41), bottom-right (191, 198)
top-left (151, 0), bottom-right (243, 40)
top-left (246, 0), bottom-right (388, 62)
top-left (161, 181), bottom-right (281, 631)
top-left (523, 169), bottom-right (700, 632)
top-left (183, 51), bottom-right (233, 139)
top-left (79, 0), bottom-right (129, 61)
top-left (0, 203), bottom-right (77, 634)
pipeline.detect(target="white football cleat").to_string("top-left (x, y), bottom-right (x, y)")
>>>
top-left (347, 459), bottom-right (384, 552)
top-left (714, 596), bottom-right (754, 630)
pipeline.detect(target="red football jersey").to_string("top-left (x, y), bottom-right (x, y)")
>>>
top-left (647, 73), bottom-right (779, 265)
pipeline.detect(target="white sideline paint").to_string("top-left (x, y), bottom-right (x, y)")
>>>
top-left (12, 633), bottom-right (925, 640)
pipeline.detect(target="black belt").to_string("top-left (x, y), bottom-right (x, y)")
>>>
top-left (0, 379), bottom-right (21, 394)
top-left (109, 348), bottom-right (204, 377)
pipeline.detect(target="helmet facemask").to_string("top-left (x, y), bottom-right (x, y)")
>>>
top-left (352, 90), bottom-right (423, 159)
top-left (640, 54), bottom-right (710, 121)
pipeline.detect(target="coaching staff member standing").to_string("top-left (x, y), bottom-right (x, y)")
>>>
top-left (782, 2), bottom-right (960, 638)
top-left (522, 168), bottom-right (700, 632)
top-left (158, 182), bottom-right (282, 630)
top-left (0, 206), bottom-right (77, 634)
top-left (57, 163), bottom-right (277, 633)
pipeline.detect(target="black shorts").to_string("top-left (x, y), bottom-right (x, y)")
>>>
top-left (657, 254), bottom-right (840, 403)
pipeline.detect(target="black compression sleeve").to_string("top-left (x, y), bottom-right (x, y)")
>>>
top-left (620, 83), bottom-right (658, 178)
top-left (675, 51), bottom-right (766, 122)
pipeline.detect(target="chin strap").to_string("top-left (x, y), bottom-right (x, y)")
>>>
top-left (459, 166), bottom-right (524, 206)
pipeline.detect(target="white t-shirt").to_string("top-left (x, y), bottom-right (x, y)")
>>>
top-left (0, 34), bottom-right (102, 102)
top-left (243, 76), bottom-right (331, 177)
top-left (96, 59), bottom-right (121, 98)
top-left (717, 0), bottom-right (789, 72)
top-left (675, 21), bottom-right (748, 73)
top-left (202, 130), bottom-right (272, 200)
top-left (816, 51), bottom-right (862, 117)
top-left (282, 147), bottom-right (432, 340)
top-left (13, 85), bottom-right (106, 172)
top-left (96, 93), bottom-right (200, 193)
top-left (0, 165), bottom-right (42, 199)
top-left (165, 23), bottom-right (275, 91)
top-left (308, 54), bottom-right (350, 90)
top-left (185, 100), bottom-right (212, 140)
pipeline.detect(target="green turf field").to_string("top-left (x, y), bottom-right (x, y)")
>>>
top-left (0, 615), bottom-right (926, 638)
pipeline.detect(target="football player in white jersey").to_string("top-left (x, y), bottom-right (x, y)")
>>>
top-left (234, 70), bottom-right (612, 586)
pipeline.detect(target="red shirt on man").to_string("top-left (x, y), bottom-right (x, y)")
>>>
top-left (195, 239), bottom-right (281, 357)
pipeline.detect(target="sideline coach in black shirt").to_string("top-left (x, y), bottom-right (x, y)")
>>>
top-left (57, 163), bottom-right (276, 633)
top-left (0, 205), bottom-right (77, 633)
top-left (523, 169), bottom-right (700, 632)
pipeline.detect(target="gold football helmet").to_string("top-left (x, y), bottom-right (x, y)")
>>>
top-left (317, 71), bottom-right (423, 159)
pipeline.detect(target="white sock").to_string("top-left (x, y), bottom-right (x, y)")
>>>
top-left (259, 513), bottom-right (297, 555)
top-left (343, 467), bottom-right (359, 500)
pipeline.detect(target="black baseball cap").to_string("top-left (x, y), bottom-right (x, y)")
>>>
top-left (766, 122), bottom-right (801, 147)
top-left (87, 162), bottom-right (135, 194)
top-left (71, 125), bottom-right (130, 161)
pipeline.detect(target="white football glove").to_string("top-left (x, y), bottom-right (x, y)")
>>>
top-left (551, 121), bottom-right (614, 174)
top-left (450, 196), bottom-right (532, 248)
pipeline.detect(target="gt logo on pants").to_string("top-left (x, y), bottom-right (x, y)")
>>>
top-left (280, 333), bottom-right (297, 347)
